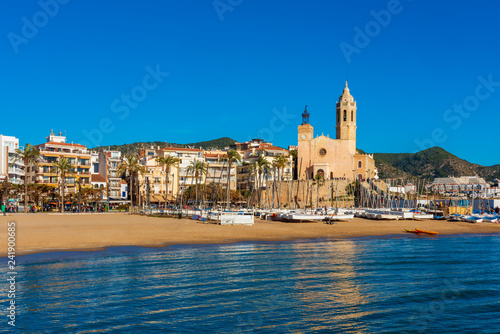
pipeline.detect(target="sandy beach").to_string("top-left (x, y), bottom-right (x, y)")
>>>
top-left (1, 213), bottom-right (500, 256)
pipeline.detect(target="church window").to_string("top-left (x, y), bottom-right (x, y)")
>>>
top-left (343, 110), bottom-right (347, 121)
top-left (330, 172), bottom-right (333, 179)
top-left (351, 110), bottom-right (353, 122)
top-left (358, 161), bottom-right (362, 168)
top-left (319, 148), bottom-right (327, 156)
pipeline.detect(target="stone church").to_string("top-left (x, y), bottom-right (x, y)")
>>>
top-left (297, 82), bottom-right (377, 181)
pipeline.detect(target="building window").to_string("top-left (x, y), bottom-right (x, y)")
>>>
top-left (319, 148), bottom-right (327, 156)
top-left (351, 110), bottom-right (353, 122)
top-left (317, 169), bottom-right (324, 178)
top-left (343, 110), bottom-right (347, 121)
top-left (330, 172), bottom-right (333, 179)
top-left (358, 161), bottom-right (362, 168)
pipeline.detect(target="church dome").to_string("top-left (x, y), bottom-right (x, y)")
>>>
top-left (339, 81), bottom-right (354, 102)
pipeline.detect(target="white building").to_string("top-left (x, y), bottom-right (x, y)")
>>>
top-left (431, 176), bottom-right (489, 193)
top-left (0, 135), bottom-right (24, 185)
top-left (159, 147), bottom-right (205, 196)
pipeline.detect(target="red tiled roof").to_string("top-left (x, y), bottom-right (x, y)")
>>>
top-left (256, 146), bottom-right (287, 151)
top-left (160, 147), bottom-right (201, 152)
top-left (203, 153), bottom-right (222, 158)
top-left (120, 179), bottom-right (127, 184)
top-left (37, 141), bottom-right (86, 148)
top-left (91, 174), bottom-right (106, 183)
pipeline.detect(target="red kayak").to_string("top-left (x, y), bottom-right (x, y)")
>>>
top-left (405, 228), bottom-right (439, 235)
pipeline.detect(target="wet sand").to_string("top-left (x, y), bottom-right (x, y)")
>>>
top-left (1, 213), bottom-right (499, 256)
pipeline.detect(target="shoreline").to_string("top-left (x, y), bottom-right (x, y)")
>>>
top-left (2, 213), bottom-right (500, 257)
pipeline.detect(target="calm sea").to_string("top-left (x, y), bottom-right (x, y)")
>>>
top-left (2, 234), bottom-right (500, 333)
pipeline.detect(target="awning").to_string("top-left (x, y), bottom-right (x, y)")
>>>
top-left (149, 195), bottom-right (165, 203)
top-left (106, 198), bottom-right (131, 204)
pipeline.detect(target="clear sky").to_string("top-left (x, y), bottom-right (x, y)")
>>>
top-left (1, 0), bottom-right (499, 166)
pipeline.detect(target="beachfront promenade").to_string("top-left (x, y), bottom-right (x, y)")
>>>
top-left (1, 213), bottom-right (500, 256)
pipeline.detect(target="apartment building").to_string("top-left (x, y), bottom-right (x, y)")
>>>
top-left (98, 150), bottom-right (126, 201)
top-left (29, 130), bottom-right (91, 192)
top-left (159, 147), bottom-right (204, 198)
top-left (235, 140), bottom-right (292, 191)
top-left (0, 135), bottom-right (24, 185)
top-left (203, 150), bottom-right (237, 191)
top-left (138, 156), bottom-right (168, 206)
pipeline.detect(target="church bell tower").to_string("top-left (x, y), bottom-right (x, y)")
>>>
top-left (336, 81), bottom-right (357, 141)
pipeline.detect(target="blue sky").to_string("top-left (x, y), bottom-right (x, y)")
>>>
top-left (1, 0), bottom-right (499, 166)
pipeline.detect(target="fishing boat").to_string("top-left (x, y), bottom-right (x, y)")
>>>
top-left (461, 216), bottom-right (483, 223)
top-left (405, 228), bottom-right (439, 235)
top-left (413, 213), bottom-right (434, 220)
top-left (281, 213), bottom-right (326, 223)
top-left (325, 214), bottom-right (354, 223)
top-left (448, 214), bottom-right (462, 222)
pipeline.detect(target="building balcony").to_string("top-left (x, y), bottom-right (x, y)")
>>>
top-left (38, 171), bottom-right (58, 176)
top-left (8, 159), bottom-right (24, 167)
top-left (8, 168), bottom-right (24, 176)
top-left (10, 178), bottom-right (23, 185)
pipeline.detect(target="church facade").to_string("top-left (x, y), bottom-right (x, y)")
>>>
top-left (297, 82), bottom-right (377, 181)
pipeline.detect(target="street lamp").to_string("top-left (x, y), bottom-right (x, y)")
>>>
top-left (107, 179), bottom-right (110, 212)
top-left (75, 179), bottom-right (82, 213)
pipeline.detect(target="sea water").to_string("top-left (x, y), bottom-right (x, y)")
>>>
top-left (1, 234), bottom-right (500, 333)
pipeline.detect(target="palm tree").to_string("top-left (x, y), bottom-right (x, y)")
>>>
top-left (11, 144), bottom-right (41, 213)
top-left (274, 155), bottom-right (288, 208)
top-left (250, 155), bottom-right (271, 208)
top-left (187, 160), bottom-right (207, 208)
top-left (314, 174), bottom-right (325, 208)
top-left (224, 149), bottom-right (241, 210)
top-left (53, 157), bottom-right (74, 213)
top-left (289, 150), bottom-right (298, 179)
top-left (156, 155), bottom-right (179, 210)
top-left (118, 154), bottom-right (145, 212)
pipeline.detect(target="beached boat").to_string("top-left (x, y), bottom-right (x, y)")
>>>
top-left (325, 214), bottom-right (354, 223)
top-left (413, 213), bottom-right (434, 220)
top-left (461, 216), bottom-right (483, 223)
top-left (377, 213), bottom-right (399, 220)
top-left (405, 228), bottom-right (439, 235)
top-left (281, 213), bottom-right (326, 223)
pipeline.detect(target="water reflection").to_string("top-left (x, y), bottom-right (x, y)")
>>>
top-left (3, 235), bottom-right (499, 333)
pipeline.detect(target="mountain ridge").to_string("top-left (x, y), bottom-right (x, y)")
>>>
top-left (373, 147), bottom-right (499, 182)
top-left (95, 140), bottom-right (499, 182)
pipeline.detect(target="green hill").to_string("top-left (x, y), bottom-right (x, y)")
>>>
top-left (373, 147), bottom-right (500, 182)
top-left (93, 137), bottom-right (236, 155)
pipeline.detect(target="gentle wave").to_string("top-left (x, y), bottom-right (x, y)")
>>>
top-left (1, 235), bottom-right (500, 333)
